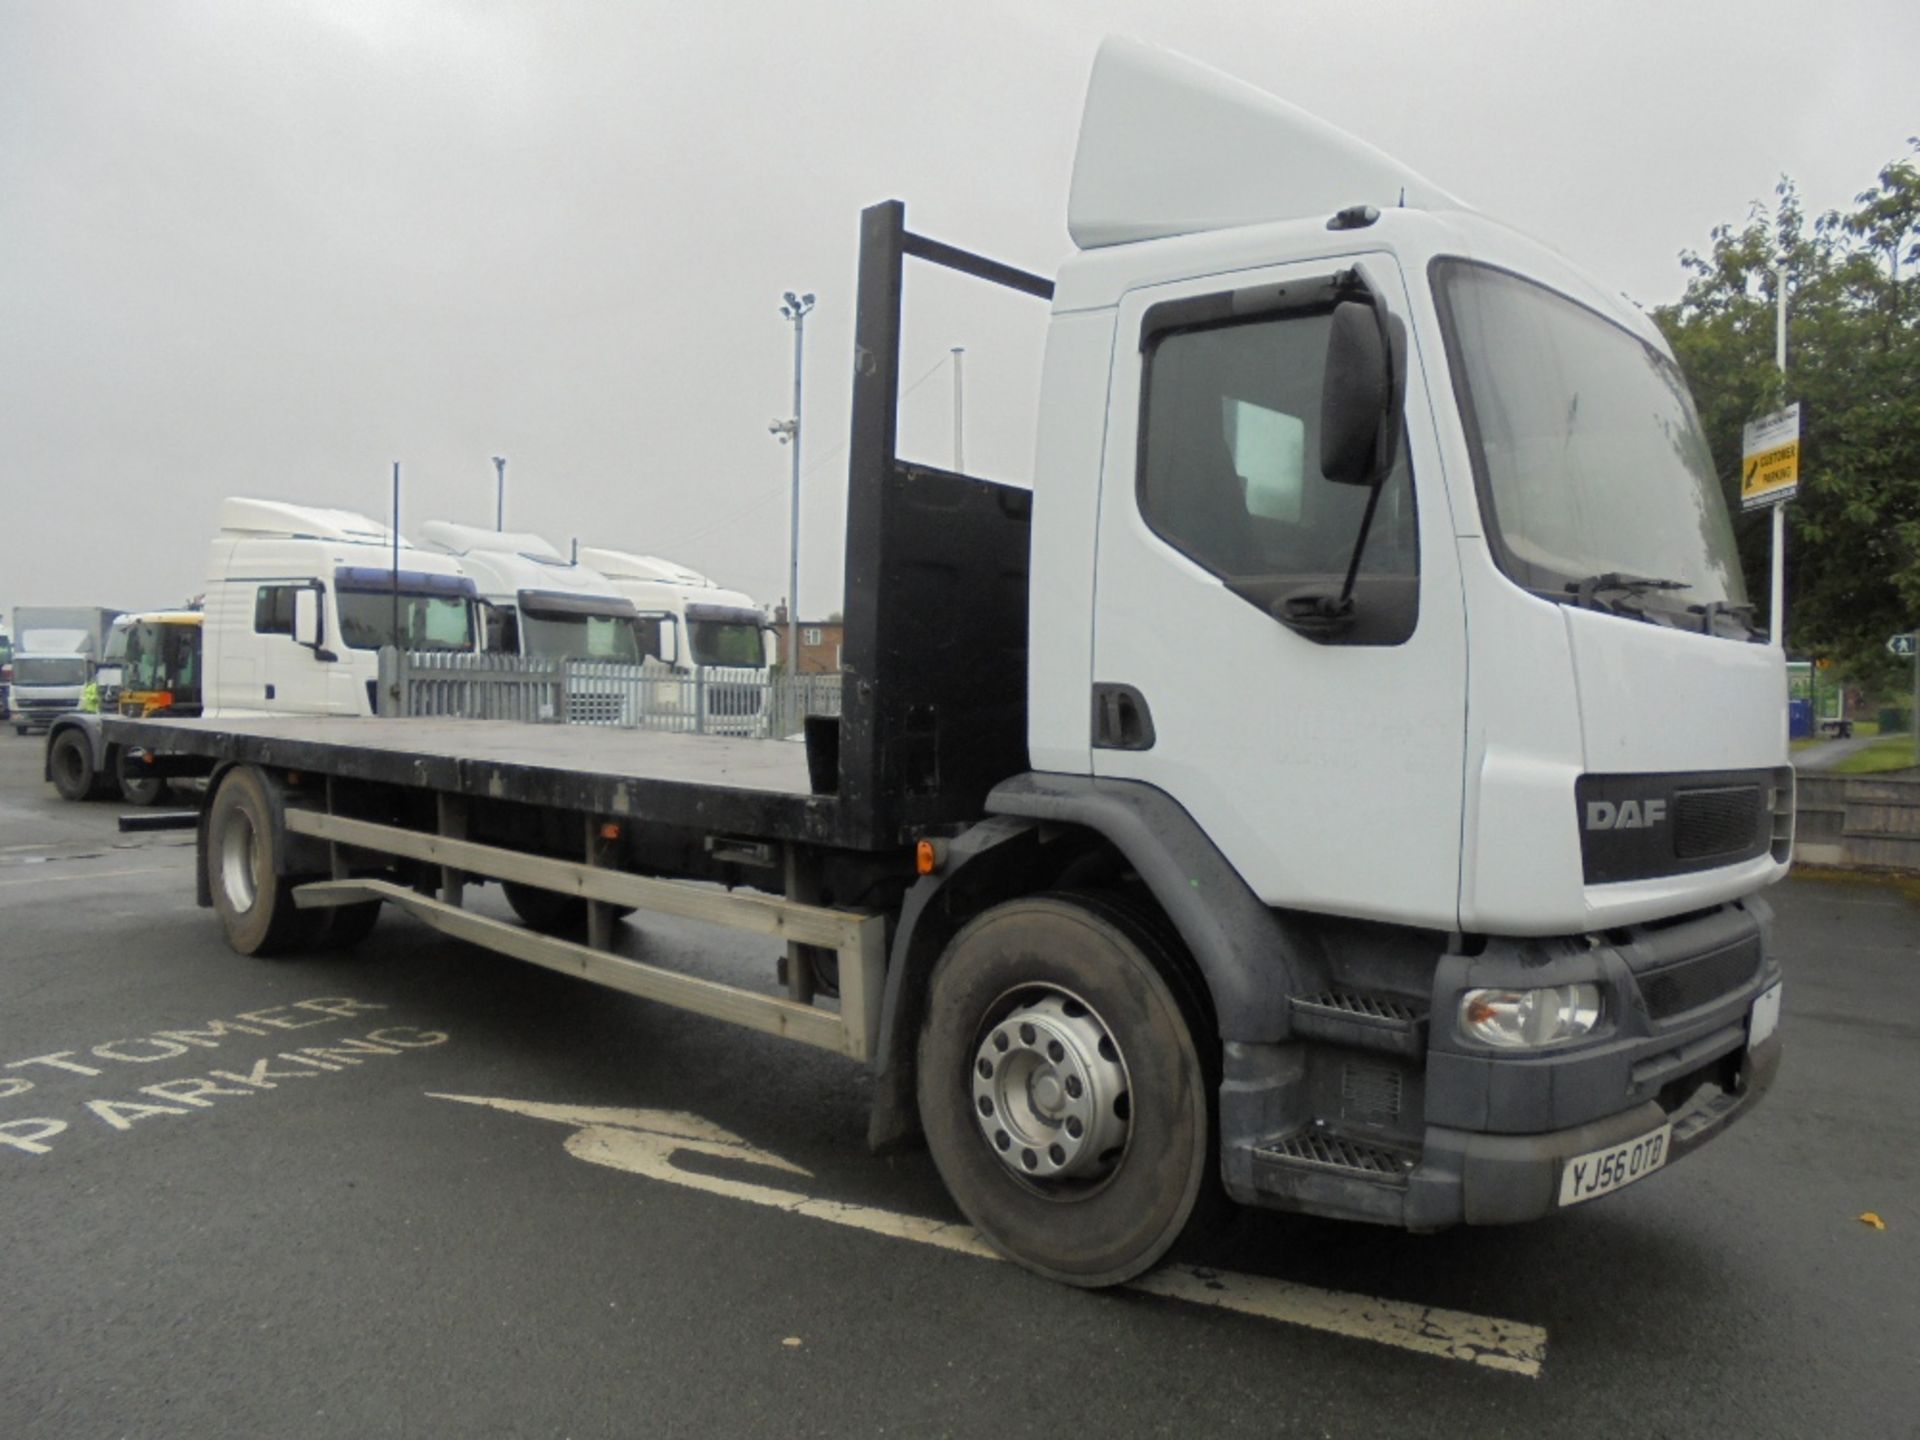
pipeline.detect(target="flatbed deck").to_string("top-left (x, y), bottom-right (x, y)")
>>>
top-left (105, 714), bottom-right (853, 846)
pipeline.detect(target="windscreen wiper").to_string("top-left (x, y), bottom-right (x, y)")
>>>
top-left (1566, 572), bottom-right (1691, 613)
top-left (1689, 598), bottom-right (1764, 640)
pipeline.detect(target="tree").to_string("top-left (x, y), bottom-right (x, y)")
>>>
top-left (1653, 142), bottom-right (1920, 685)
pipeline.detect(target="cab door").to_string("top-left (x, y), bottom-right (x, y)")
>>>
top-left (1089, 255), bottom-right (1467, 928)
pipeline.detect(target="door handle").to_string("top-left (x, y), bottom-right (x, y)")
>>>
top-left (1091, 683), bottom-right (1155, 751)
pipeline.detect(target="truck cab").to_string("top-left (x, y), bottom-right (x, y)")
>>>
top-left (203, 498), bottom-right (480, 717)
top-left (988, 38), bottom-right (1788, 1231)
top-left (416, 523), bottom-right (641, 667)
top-left (576, 547), bottom-right (772, 735)
top-left (9, 607), bottom-right (121, 735)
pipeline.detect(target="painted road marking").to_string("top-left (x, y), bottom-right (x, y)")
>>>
top-left (432, 1092), bottom-right (1548, 1378)
top-left (0, 866), bottom-right (182, 889)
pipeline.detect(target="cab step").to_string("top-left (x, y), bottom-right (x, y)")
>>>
top-left (1253, 1127), bottom-right (1418, 1189)
top-left (1289, 988), bottom-right (1427, 1057)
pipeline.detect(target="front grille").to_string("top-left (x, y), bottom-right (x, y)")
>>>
top-left (1674, 786), bottom-right (1763, 860)
top-left (1340, 1062), bottom-right (1403, 1123)
top-left (1639, 937), bottom-right (1762, 1020)
top-left (567, 692), bottom-right (626, 726)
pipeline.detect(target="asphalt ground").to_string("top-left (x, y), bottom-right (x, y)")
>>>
top-left (2, 727), bottom-right (1916, 1438)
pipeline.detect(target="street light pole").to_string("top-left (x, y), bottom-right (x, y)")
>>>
top-left (774, 290), bottom-right (815, 675)
top-left (492, 456), bottom-right (506, 532)
top-left (1771, 266), bottom-right (1787, 648)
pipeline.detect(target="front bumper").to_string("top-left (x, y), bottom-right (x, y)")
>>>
top-left (1414, 1029), bottom-right (1778, 1226)
top-left (1222, 895), bottom-right (1783, 1229)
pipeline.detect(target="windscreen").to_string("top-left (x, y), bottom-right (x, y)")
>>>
top-left (336, 592), bottom-right (476, 652)
top-left (519, 612), bottom-right (641, 662)
top-left (688, 620), bottom-right (765, 667)
top-left (1434, 260), bottom-right (1746, 610)
top-left (16, 656), bottom-right (91, 685)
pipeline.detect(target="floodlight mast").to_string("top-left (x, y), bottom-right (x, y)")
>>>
top-left (774, 290), bottom-right (816, 674)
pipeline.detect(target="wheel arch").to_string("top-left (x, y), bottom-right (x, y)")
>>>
top-left (985, 773), bottom-right (1319, 1044)
top-left (43, 713), bottom-right (110, 784)
top-left (866, 777), bottom-right (1312, 1152)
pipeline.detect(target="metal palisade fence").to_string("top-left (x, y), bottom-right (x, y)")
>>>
top-left (378, 648), bottom-right (842, 739)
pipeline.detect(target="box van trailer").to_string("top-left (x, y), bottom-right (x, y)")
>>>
top-left (109, 38), bottom-right (1788, 1288)
top-left (10, 605), bottom-right (121, 734)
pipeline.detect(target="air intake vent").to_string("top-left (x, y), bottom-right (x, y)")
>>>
top-left (1340, 1062), bottom-right (1403, 1124)
top-left (1638, 938), bottom-right (1762, 1020)
top-left (1673, 786), bottom-right (1763, 860)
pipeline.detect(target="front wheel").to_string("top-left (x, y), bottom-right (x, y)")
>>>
top-left (916, 895), bottom-right (1213, 1288)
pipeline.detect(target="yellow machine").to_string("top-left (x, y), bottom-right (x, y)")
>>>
top-left (100, 611), bottom-right (203, 719)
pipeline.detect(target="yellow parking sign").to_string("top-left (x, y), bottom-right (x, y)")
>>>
top-left (1741, 403), bottom-right (1801, 509)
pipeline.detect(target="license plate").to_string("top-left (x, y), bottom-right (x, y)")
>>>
top-left (1557, 1123), bottom-right (1671, 1207)
top-left (1749, 981), bottom-right (1783, 1047)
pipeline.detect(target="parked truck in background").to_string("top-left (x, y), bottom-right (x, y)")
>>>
top-left (107, 38), bottom-right (1789, 1289)
top-left (0, 626), bottom-right (12, 720)
top-left (415, 523), bottom-right (645, 725)
top-left (45, 610), bottom-right (204, 805)
top-left (203, 499), bottom-right (479, 718)
top-left (10, 606), bottom-right (121, 734)
top-left (576, 547), bottom-right (773, 735)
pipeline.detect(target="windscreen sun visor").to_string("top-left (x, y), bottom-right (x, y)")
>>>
top-left (684, 603), bottom-right (763, 627)
top-left (334, 567), bottom-right (478, 598)
top-left (517, 589), bottom-right (639, 621)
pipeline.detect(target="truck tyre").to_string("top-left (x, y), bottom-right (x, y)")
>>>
top-left (916, 894), bottom-right (1212, 1288)
top-left (503, 881), bottom-right (588, 934)
top-left (316, 898), bottom-right (383, 947)
top-left (49, 730), bottom-right (108, 801)
top-left (115, 749), bottom-right (165, 806)
top-left (502, 881), bottom-right (632, 936)
top-left (206, 767), bottom-right (321, 957)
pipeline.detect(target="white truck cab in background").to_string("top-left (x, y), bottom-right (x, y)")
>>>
top-left (203, 498), bottom-right (479, 717)
top-left (416, 523), bottom-right (640, 665)
top-left (576, 547), bottom-right (774, 735)
top-left (575, 548), bottom-right (769, 674)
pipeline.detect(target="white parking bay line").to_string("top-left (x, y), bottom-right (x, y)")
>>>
top-left (432, 1092), bottom-right (1547, 1378)
top-left (0, 865), bottom-right (182, 889)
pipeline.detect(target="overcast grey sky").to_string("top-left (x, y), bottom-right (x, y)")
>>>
top-left (3, 0), bottom-right (1914, 620)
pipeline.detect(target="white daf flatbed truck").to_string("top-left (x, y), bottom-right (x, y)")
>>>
top-left (108, 39), bottom-right (1790, 1287)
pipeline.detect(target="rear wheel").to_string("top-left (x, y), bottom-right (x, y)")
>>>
top-left (502, 880), bottom-right (632, 936)
top-left (116, 749), bottom-right (165, 806)
top-left (49, 730), bottom-right (107, 801)
top-left (316, 898), bottom-right (383, 947)
top-left (915, 894), bottom-right (1212, 1288)
top-left (206, 767), bottom-right (321, 956)
top-left (502, 881), bottom-right (588, 934)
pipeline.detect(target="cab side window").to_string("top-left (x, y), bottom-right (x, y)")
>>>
top-left (481, 602), bottom-right (520, 656)
top-left (254, 586), bottom-right (297, 636)
top-left (1139, 308), bottom-right (1418, 639)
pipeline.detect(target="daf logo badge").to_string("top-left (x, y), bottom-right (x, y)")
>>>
top-left (1587, 799), bottom-right (1667, 831)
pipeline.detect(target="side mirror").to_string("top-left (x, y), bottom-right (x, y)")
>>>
top-left (1320, 300), bottom-right (1390, 486)
top-left (292, 587), bottom-right (322, 647)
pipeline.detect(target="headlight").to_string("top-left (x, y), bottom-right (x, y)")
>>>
top-left (1458, 984), bottom-right (1602, 1050)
